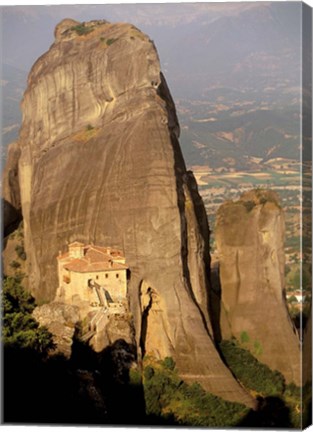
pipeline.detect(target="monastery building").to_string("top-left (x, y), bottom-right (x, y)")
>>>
top-left (56, 242), bottom-right (128, 310)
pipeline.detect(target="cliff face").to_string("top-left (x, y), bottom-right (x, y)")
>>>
top-left (215, 190), bottom-right (300, 385)
top-left (3, 142), bottom-right (22, 236)
top-left (3, 19), bottom-right (254, 407)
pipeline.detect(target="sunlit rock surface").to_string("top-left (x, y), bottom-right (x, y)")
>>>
top-left (216, 190), bottom-right (300, 385)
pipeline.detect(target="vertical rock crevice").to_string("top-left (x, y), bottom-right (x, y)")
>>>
top-left (156, 73), bottom-right (213, 336)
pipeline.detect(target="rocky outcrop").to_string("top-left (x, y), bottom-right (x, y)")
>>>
top-left (3, 19), bottom-right (255, 407)
top-left (215, 190), bottom-right (300, 385)
top-left (88, 311), bottom-right (136, 353)
top-left (33, 302), bottom-right (80, 358)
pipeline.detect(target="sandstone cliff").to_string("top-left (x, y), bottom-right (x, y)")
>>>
top-left (2, 19), bottom-right (254, 407)
top-left (215, 189), bottom-right (300, 385)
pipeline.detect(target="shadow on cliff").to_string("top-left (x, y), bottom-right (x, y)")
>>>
top-left (3, 336), bottom-right (146, 425)
top-left (237, 396), bottom-right (293, 428)
top-left (90, 338), bottom-right (146, 425)
top-left (209, 264), bottom-right (223, 342)
top-left (2, 198), bottom-right (22, 241)
top-left (4, 333), bottom-right (301, 428)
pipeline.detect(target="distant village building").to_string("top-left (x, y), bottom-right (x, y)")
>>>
top-left (56, 242), bottom-right (128, 310)
top-left (294, 291), bottom-right (306, 304)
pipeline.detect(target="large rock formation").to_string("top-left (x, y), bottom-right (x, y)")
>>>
top-left (2, 19), bottom-right (254, 407)
top-left (215, 190), bottom-right (300, 385)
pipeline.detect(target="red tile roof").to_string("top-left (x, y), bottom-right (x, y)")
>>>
top-left (85, 249), bottom-right (110, 263)
top-left (64, 259), bottom-right (127, 273)
top-left (58, 243), bottom-right (127, 273)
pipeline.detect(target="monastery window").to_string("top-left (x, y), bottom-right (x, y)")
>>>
top-left (63, 275), bottom-right (71, 284)
top-left (96, 275), bottom-right (99, 280)
top-left (105, 274), bottom-right (108, 278)
top-left (116, 273), bottom-right (119, 279)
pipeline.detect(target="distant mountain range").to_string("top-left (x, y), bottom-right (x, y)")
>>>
top-left (1, 2), bottom-right (302, 169)
top-left (177, 87), bottom-right (300, 169)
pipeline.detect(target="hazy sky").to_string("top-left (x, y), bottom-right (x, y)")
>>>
top-left (1, 2), bottom-right (306, 164)
top-left (2, 2), bottom-right (301, 77)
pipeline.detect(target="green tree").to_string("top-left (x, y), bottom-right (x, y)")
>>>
top-left (220, 340), bottom-right (284, 396)
top-left (162, 356), bottom-right (176, 371)
top-left (144, 365), bottom-right (155, 380)
top-left (2, 276), bottom-right (35, 314)
top-left (107, 38), bottom-right (117, 46)
top-left (143, 358), bottom-right (247, 426)
top-left (2, 275), bottom-right (55, 356)
top-left (240, 331), bottom-right (250, 344)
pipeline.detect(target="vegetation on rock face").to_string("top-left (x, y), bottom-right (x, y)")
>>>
top-left (161, 356), bottom-right (176, 371)
top-left (220, 339), bottom-right (284, 396)
top-left (15, 243), bottom-right (27, 260)
top-left (10, 260), bottom-right (21, 269)
top-left (70, 24), bottom-right (93, 36)
top-left (6, 221), bottom-right (27, 277)
top-left (99, 37), bottom-right (118, 46)
top-left (9, 220), bottom-right (24, 241)
top-left (219, 339), bottom-right (310, 428)
top-left (240, 330), bottom-right (250, 344)
top-left (143, 356), bottom-right (248, 427)
top-left (106, 38), bottom-right (117, 46)
top-left (254, 188), bottom-right (280, 205)
top-left (284, 382), bottom-right (311, 428)
top-left (243, 200), bottom-right (256, 212)
top-left (241, 188), bottom-right (280, 208)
